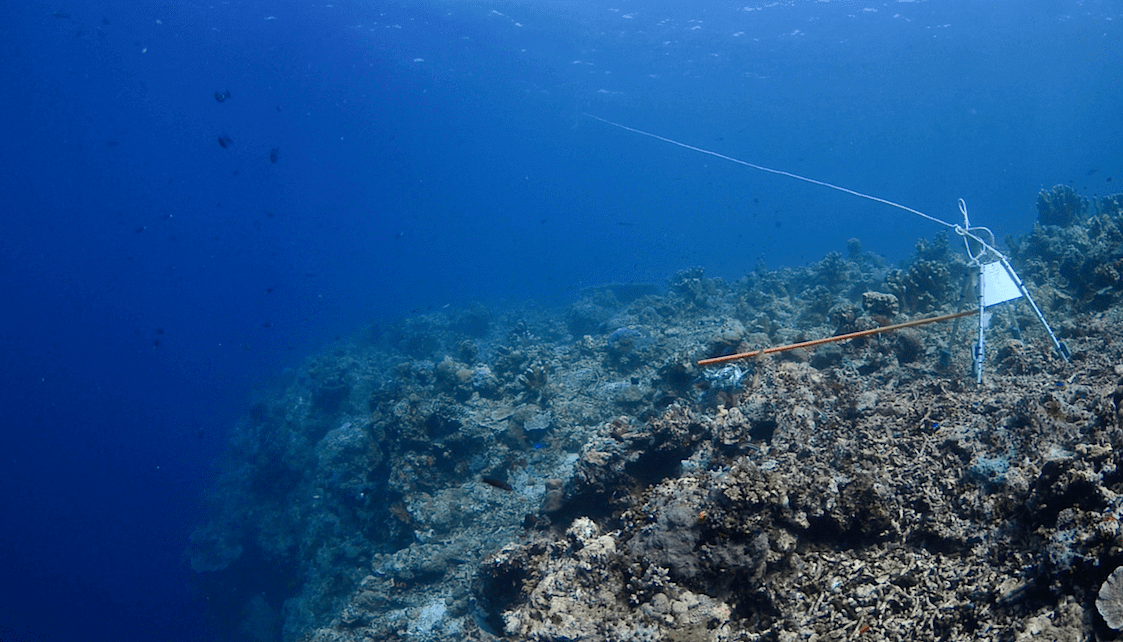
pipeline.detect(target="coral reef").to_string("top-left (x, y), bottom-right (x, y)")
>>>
top-left (1037, 184), bottom-right (1088, 227)
top-left (189, 191), bottom-right (1123, 642)
top-left (1009, 191), bottom-right (1123, 312)
top-left (885, 236), bottom-right (962, 314)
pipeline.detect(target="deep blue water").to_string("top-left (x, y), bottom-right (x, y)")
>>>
top-left (0, 0), bottom-right (1119, 639)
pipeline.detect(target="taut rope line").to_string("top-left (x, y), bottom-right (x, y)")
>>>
top-left (584, 113), bottom-right (956, 232)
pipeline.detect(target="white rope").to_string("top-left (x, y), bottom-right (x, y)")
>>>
top-left (586, 114), bottom-right (1021, 276)
top-left (585, 113), bottom-right (959, 231)
top-left (954, 198), bottom-right (1006, 267)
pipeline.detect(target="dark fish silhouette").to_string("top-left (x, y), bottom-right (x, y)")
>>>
top-left (217, 135), bottom-right (233, 148)
top-left (481, 477), bottom-right (512, 491)
top-left (214, 90), bottom-right (231, 103)
top-left (269, 147), bottom-right (279, 163)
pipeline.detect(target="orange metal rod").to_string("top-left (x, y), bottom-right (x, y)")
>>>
top-left (697, 309), bottom-right (978, 366)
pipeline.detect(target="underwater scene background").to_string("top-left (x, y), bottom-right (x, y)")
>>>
top-left (1, 0), bottom-right (1121, 640)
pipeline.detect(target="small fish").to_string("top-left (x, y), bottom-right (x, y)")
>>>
top-left (214, 90), bottom-right (231, 103)
top-left (217, 135), bottom-right (233, 148)
top-left (269, 147), bottom-right (279, 163)
top-left (481, 477), bottom-right (512, 491)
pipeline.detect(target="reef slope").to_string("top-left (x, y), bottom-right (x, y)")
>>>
top-left (190, 188), bottom-right (1123, 641)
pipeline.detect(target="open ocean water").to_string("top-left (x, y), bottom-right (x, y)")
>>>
top-left (0, 0), bottom-right (1119, 639)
